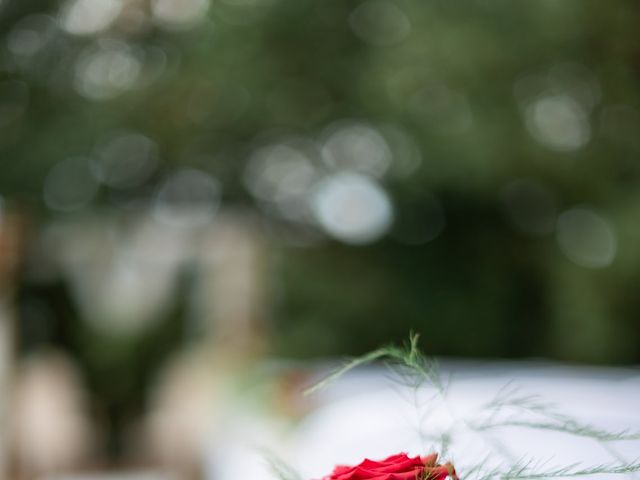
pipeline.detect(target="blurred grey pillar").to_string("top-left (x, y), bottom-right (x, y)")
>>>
top-left (0, 208), bottom-right (25, 477)
top-left (144, 212), bottom-right (268, 475)
top-left (0, 301), bottom-right (12, 477)
top-left (196, 212), bottom-right (267, 355)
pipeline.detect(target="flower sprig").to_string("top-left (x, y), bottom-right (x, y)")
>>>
top-left (305, 333), bottom-right (640, 479)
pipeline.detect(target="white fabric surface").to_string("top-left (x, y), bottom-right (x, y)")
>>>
top-left (206, 361), bottom-right (640, 480)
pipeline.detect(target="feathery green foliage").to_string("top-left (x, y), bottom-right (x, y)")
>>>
top-left (304, 333), bottom-right (640, 479)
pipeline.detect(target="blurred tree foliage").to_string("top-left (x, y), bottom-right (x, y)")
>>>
top-left (1, 0), bottom-right (640, 366)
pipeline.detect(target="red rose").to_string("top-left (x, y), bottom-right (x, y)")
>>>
top-left (324, 453), bottom-right (458, 480)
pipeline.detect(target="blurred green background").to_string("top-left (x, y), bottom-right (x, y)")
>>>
top-left (2, 0), bottom-right (640, 381)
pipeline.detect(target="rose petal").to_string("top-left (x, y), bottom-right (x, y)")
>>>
top-left (324, 452), bottom-right (456, 480)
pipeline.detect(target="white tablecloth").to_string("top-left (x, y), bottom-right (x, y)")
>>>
top-left (206, 361), bottom-right (640, 480)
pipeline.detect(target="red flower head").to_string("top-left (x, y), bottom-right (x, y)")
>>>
top-left (324, 453), bottom-right (458, 480)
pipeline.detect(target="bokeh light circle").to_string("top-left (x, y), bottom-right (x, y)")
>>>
top-left (311, 172), bottom-right (393, 245)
